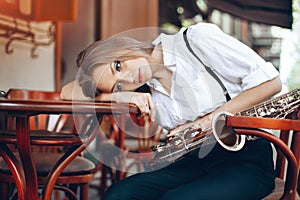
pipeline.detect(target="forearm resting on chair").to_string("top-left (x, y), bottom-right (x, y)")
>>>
top-left (60, 80), bottom-right (112, 102)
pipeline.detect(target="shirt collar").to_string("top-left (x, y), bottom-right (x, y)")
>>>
top-left (147, 78), bottom-right (169, 96)
top-left (152, 33), bottom-right (176, 67)
top-left (148, 33), bottom-right (176, 96)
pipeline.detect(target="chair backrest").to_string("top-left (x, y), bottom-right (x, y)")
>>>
top-left (275, 110), bottom-right (300, 180)
top-left (29, 114), bottom-right (70, 132)
top-left (5, 88), bottom-right (61, 101)
top-left (133, 115), bottom-right (162, 153)
top-left (5, 89), bottom-right (70, 131)
top-left (4, 89), bottom-right (72, 152)
top-left (272, 110), bottom-right (300, 199)
top-left (106, 114), bottom-right (162, 180)
top-left (227, 107), bottom-right (300, 199)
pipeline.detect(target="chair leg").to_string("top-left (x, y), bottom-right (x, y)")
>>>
top-left (80, 183), bottom-right (89, 200)
top-left (54, 189), bottom-right (60, 200)
top-left (297, 172), bottom-right (300, 196)
top-left (100, 165), bottom-right (110, 197)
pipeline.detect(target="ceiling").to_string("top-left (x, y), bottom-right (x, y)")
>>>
top-left (159, 0), bottom-right (293, 29)
top-left (206, 0), bottom-right (293, 29)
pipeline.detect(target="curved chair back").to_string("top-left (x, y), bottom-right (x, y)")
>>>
top-left (227, 107), bottom-right (300, 200)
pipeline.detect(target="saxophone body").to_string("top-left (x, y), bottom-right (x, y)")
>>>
top-left (150, 88), bottom-right (300, 168)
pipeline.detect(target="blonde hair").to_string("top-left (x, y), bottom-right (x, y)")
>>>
top-left (76, 36), bottom-right (154, 97)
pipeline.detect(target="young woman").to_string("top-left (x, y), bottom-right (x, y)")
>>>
top-left (61, 22), bottom-right (282, 200)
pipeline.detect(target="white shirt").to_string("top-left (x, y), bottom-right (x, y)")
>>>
top-left (148, 23), bottom-right (279, 130)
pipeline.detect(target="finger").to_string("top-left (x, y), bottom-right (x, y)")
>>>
top-left (138, 100), bottom-right (149, 115)
top-left (167, 128), bottom-right (181, 138)
top-left (147, 96), bottom-right (156, 122)
top-left (167, 123), bottom-right (191, 138)
top-left (130, 94), bottom-right (145, 114)
top-left (143, 102), bottom-right (150, 114)
top-left (140, 94), bottom-right (152, 114)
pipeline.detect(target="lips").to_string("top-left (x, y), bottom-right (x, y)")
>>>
top-left (138, 68), bottom-right (143, 83)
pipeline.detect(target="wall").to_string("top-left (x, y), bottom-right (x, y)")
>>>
top-left (61, 0), bottom-right (158, 87)
top-left (0, 21), bottom-right (55, 92)
top-left (100, 0), bottom-right (158, 39)
top-left (61, 0), bottom-right (95, 87)
top-left (0, 0), bottom-right (94, 92)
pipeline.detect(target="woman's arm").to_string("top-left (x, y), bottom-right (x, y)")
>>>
top-left (60, 80), bottom-right (156, 120)
top-left (169, 76), bottom-right (282, 134)
top-left (203, 76), bottom-right (282, 126)
top-left (60, 80), bottom-right (115, 102)
top-left (60, 80), bottom-right (94, 101)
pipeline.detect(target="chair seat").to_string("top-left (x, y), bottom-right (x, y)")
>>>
top-left (0, 152), bottom-right (95, 176)
top-left (263, 178), bottom-right (300, 200)
top-left (0, 129), bottom-right (86, 145)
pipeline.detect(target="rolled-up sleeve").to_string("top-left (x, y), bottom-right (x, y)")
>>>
top-left (242, 62), bottom-right (279, 90)
top-left (187, 23), bottom-right (279, 96)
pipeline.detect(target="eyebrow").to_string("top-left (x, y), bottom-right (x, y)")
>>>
top-left (111, 81), bottom-right (117, 92)
top-left (102, 62), bottom-right (116, 92)
top-left (109, 62), bottom-right (114, 75)
top-left (110, 62), bottom-right (118, 92)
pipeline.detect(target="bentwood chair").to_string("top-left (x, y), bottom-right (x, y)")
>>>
top-left (0, 89), bottom-right (97, 200)
top-left (88, 113), bottom-right (163, 198)
top-left (88, 114), bottom-right (122, 197)
top-left (121, 114), bottom-right (163, 178)
top-left (225, 107), bottom-right (300, 200)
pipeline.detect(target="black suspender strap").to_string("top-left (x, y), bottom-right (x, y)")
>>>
top-left (183, 29), bottom-right (231, 101)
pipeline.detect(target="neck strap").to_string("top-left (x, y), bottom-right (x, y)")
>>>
top-left (183, 29), bottom-right (231, 101)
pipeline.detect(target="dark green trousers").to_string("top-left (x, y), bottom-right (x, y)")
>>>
top-left (103, 138), bottom-right (275, 200)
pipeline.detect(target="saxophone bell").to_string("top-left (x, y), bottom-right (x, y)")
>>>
top-left (212, 112), bottom-right (246, 151)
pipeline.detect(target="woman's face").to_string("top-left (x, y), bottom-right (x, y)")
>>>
top-left (93, 57), bottom-right (152, 93)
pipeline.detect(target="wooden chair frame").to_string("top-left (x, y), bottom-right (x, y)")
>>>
top-left (0, 89), bottom-right (99, 200)
top-left (226, 108), bottom-right (300, 200)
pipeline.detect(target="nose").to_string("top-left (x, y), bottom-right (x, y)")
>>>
top-left (120, 72), bottom-right (134, 83)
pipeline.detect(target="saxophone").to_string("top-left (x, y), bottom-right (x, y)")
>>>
top-left (150, 88), bottom-right (300, 168)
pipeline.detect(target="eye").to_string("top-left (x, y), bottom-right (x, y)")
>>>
top-left (113, 81), bottom-right (122, 92)
top-left (115, 61), bottom-right (121, 72)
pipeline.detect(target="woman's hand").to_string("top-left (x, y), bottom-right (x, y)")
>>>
top-left (111, 92), bottom-right (156, 121)
top-left (167, 114), bottom-right (212, 141)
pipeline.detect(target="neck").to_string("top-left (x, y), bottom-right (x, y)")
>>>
top-left (148, 45), bottom-right (172, 94)
top-left (149, 44), bottom-right (165, 78)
